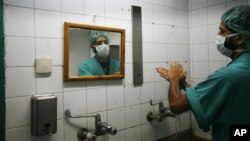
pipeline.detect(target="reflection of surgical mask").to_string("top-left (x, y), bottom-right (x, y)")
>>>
top-left (95, 44), bottom-right (110, 57)
top-left (215, 33), bottom-right (239, 58)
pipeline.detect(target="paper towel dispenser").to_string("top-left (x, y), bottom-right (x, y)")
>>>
top-left (31, 94), bottom-right (57, 136)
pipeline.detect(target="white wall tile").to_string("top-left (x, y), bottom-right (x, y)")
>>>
top-left (85, 0), bottom-right (105, 16)
top-left (141, 3), bottom-right (153, 22)
top-left (165, 0), bottom-right (177, 8)
top-left (105, 18), bottom-right (123, 29)
top-left (64, 118), bottom-right (87, 141)
top-left (124, 0), bottom-right (139, 20)
top-left (63, 81), bottom-right (86, 92)
top-left (4, 0), bottom-right (34, 8)
top-left (125, 85), bottom-right (140, 106)
top-left (143, 43), bottom-right (154, 63)
top-left (208, 24), bottom-right (220, 43)
top-left (166, 26), bottom-right (178, 44)
top-left (108, 108), bottom-right (125, 130)
top-left (35, 0), bottom-right (61, 11)
top-left (191, 8), bottom-right (207, 27)
top-left (125, 64), bottom-right (133, 84)
top-left (86, 88), bottom-right (107, 113)
top-left (123, 20), bottom-right (132, 42)
top-left (6, 67), bottom-right (35, 98)
top-left (166, 7), bottom-right (177, 25)
top-left (105, 0), bottom-right (122, 19)
top-left (141, 83), bottom-right (154, 103)
top-left (125, 126), bottom-right (142, 141)
top-left (6, 126), bottom-right (35, 141)
top-left (125, 105), bottom-right (141, 128)
top-left (178, 45), bottom-right (190, 62)
top-left (208, 4), bottom-right (226, 24)
top-left (109, 129), bottom-right (125, 141)
top-left (86, 80), bottom-right (106, 89)
top-left (142, 124), bottom-right (155, 141)
top-left (125, 42), bottom-right (132, 63)
top-left (36, 38), bottom-right (63, 65)
top-left (5, 6), bottom-right (34, 36)
top-left (35, 10), bottom-right (62, 38)
top-left (36, 66), bottom-right (63, 93)
top-left (154, 43), bottom-right (167, 62)
top-left (155, 81), bottom-right (168, 101)
top-left (176, 0), bottom-right (188, 10)
top-left (6, 96), bottom-right (30, 128)
top-left (143, 63), bottom-right (155, 82)
top-left (62, 13), bottom-right (85, 23)
top-left (85, 15), bottom-right (105, 26)
top-left (154, 24), bottom-right (167, 43)
top-left (62, 0), bottom-right (84, 14)
top-left (155, 120), bottom-right (169, 140)
top-left (208, 0), bottom-right (225, 6)
top-left (191, 44), bottom-right (208, 61)
top-left (191, 0), bottom-right (207, 10)
top-left (64, 90), bottom-right (87, 115)
top-left (142, 23), bottom-right (154, 43)
top-left (6, 37), bottom-right (35, 67)
top-left (153, 5), bottom-right (167, 24)
top-left (107, 86), bottom-right (125, 109)
top-left (166, 44), bottom-right (178, 61)
top-left (176, 10), bottom-right (188, 27)
top-left (192, 61), bottom-right (209, 79)
top-left (190, 26), bottom-right (208, 44)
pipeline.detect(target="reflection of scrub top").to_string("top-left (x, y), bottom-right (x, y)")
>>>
top-left (186, 51), bottom-right (250, 141)
top-left (78, 56), bottom-right (120, 76)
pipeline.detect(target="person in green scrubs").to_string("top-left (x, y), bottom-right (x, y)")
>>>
top-left (78, 31), bottom-right (120, 76)
top-left (156, 5), bottom-right (250, 141)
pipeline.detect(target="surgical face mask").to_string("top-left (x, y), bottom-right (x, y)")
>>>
top-left (95, 44), bottom-right (110, 57)
top-left (215, 33), bottom-right (239, 58)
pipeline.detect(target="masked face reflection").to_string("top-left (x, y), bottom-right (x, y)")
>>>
top-left (93, 36), bottom-right (110, 58)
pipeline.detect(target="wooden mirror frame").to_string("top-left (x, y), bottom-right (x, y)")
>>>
top-left (64, 22), bottom-right (125, 81)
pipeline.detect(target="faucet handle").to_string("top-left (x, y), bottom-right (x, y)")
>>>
top-left (149, 99), bottom-right (163, 106)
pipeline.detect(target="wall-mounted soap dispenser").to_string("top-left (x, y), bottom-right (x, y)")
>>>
top-left (31, 94), bottom-right (57, 136)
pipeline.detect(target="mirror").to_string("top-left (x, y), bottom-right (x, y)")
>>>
top-left (64, 22), bottom-right (125, 81)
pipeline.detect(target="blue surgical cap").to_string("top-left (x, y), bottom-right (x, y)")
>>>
top-left (221, 5), bottom-right (250, 49)
top-left (89, 31), bottom-right (110, 46)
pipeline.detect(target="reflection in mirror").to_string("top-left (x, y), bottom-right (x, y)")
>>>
top-left (64, 22), bottom-right (125, 81)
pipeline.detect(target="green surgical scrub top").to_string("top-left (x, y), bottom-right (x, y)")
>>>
top-left (186, 51), bottom-right (250, 141)
top-left (78, 56), bottom-right (120, 76)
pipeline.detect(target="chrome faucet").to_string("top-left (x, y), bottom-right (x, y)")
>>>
top-left (65, 109), bottom-right (117, 141)
top-left (147, 99), bottom-right (175, 122)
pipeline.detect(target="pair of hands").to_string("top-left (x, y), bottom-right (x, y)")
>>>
top-left (156, 62), bottom-right (187, 82)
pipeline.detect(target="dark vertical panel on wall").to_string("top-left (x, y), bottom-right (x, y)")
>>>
top-left (0, 0), bottom-right (5, 140)
top-left (132, 6), bottom-right (143, 86)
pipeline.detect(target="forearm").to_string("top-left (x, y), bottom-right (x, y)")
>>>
top-left (168, 79), bottom-right (190, 114)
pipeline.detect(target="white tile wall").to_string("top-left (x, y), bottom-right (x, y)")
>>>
top-left (35, 10), bottom-right (62, 38)
top-left (6, 37), bottom-right (35, 67)
top-left (107, 86), bottom-right (125, 109)
top-left (36, 38), bottom-right (63, 65)
top-left (35, 0), bottom-right (61, 11)
top-left (4, 0), bottom-right (191, 141)
top-left (125, 126), bottom-right (142, 141)
top-left (4, 6), bottom-right (34, 36)
top-left (190, 8), bottom-right (207, 27)
top-left (125, 85), bottom-right (140, 106)
top-left (108, 108), bottom-right (125, 130)
top-left (6, 67), bottom-right (36, 98)
top-left (62, 0), bottom-right (84, 14)
top-left (125, 105), bottom-right (141, 128)
top-left (190, 0), bottom-right (207, 10)
top-left (4, 0), bottom-right (33, 8)
top-left (208, 4), bottom-right (226, 24)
